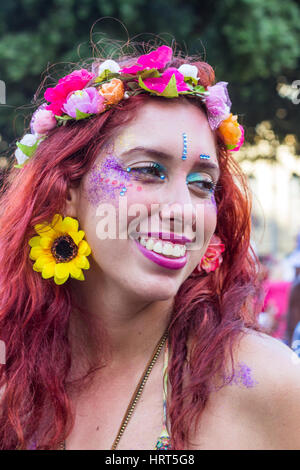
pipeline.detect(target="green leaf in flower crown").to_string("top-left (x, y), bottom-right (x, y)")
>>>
top-left (14, 138), bottom-right (44, 169)
top-left (194, 85), bottom-right (206, 93)
top-left (94, 70), bottom-right (120, 84)
top-left (14, 158), bottom-right (31, 169)
top-left (227, 143), bottom-right (237, 150)
top-left (179, 84), bottom-right (207, 97)
top-left (75, 109), bottom-right (93, 120)
top-left (138, 75), bottom-right (159, 95)
top-left (138, 68), bottom-right (160, 80)
top-left (14, 163), bottom-right (26, 169)
top-left (159, 74), bottom-right (179, 98)
top-left (55, 114), bottom-right (73, 121)
top-left (184, 76), bottom-right (198, 86)
top-left (138, 73), bottom-right (179, 98)
top-left (16, 140), bottom-right (40, 158)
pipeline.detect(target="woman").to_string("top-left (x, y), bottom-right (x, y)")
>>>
top-left (1, 43), bottom-right (300, 450)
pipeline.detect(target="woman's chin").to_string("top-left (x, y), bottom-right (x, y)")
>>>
top-left (125, 277), bottom-right (181, 302)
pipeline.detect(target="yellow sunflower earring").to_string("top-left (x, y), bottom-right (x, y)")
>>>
top-left (28, 213), bottom-right (91, 285)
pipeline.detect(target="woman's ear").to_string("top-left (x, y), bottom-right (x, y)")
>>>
top-left (63, 184), bottom-right (80, 219)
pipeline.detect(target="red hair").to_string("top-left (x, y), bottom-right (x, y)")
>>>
top-left (0, 48), bottom-right (263, 449)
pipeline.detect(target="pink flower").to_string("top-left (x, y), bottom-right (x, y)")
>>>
top-left (142, 68), bottom-right (190, 95)
top-left (30, 108), bottom-right (57, 135)
top-left (44, 69), bottom-right (95, 116)
top-left (231, 125), bottom-right (244, 151)
top-left (120, 45), bottom-right (173, 74)
top-left (62, 87), bottom-right (105, 118)
top-left (198, 234), bottom-right (225, 273)
top-left (30, 103), bottom-right (56, 134)
top-left (205, 82), bottom-right (232, 131)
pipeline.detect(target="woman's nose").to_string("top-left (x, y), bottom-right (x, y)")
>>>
top-left (159, 200), bottom-right (197, 235)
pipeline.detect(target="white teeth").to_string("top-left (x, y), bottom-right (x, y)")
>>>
top-left (146, 239), bottom-right (154, 250)
top-left (138, 237), bottom-right (187, 258)
top-left (162, 243), bottom-right (173, 256)
top-left (153, 241), bottom-right (163, 253)
top-left (173, 245), bottom-right (182, 257)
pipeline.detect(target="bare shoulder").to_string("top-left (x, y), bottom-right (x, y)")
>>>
top-left (223, 329), bottom-right (300, 448)
top-left (191, 329), bottom-right (300, 449)
top-left (230, 328), bottom-right (300, 393)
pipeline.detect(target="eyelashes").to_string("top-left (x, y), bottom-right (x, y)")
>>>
top-left (186, 173), bottom-right (217, 194)
top-left (126, 162), bottom-right (219, 195)
top-left (194, 180), bottom-right (217, 193)
top-left (126, 162), bottom-right (166, 181)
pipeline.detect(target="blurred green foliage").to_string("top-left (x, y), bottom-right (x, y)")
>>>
top-left (0, 0), bottom-right (300, 159)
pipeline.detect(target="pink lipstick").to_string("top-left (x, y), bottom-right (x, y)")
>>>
top-left (134, 239), bottom-right (188, 270)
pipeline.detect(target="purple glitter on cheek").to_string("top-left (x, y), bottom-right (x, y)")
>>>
top-left (85, 153), bottom-right (131, 206)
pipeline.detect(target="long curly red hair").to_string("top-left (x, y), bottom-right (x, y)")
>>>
top-left (0, 47), bottom-right (263, 449)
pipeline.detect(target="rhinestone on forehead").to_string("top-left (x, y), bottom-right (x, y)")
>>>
top-left (182, 133), bottom-right (187, 160)
top-left (199, 154), bottom-right (210, 160)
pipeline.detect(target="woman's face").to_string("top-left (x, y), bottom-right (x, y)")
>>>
top-left (69, 100), bottom-right (220, 302)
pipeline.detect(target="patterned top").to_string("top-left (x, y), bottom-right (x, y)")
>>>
top-left (154, 338), bottom-right (172, 450)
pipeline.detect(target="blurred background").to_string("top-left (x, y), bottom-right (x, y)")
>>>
top-left (0, 0), bottom-right (300, 343)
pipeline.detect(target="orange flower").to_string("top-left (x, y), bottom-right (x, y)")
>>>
top-left (218, 113), bottom-right (242, 148)
top-left (98, 78), bottom-right (125, 106)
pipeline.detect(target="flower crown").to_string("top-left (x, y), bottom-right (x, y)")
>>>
top-left (14, 45), bottom-right (244, 168)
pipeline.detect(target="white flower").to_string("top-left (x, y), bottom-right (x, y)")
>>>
top-left (98, 60), bottom-right (120, 75)
top-left (15, 148), bottom-right (29, 166)
top-left (20, 133), bottom-right (39, 147)
top-left (178, 64), bottom-right (199, 80)
top-left (14, 133), bottom-right (39, 166)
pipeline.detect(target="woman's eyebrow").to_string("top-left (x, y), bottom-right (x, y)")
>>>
top-left (120, 146), bottom-right (220, 177)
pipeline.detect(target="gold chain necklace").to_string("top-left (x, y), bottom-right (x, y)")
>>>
top-left (59, 330), bottom-right (168, 450)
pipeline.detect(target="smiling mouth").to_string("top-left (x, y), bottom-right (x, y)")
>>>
top-left (137, 236), bottom-right (187, 259)
top-left (133, 236), bottom-right (188, 270)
